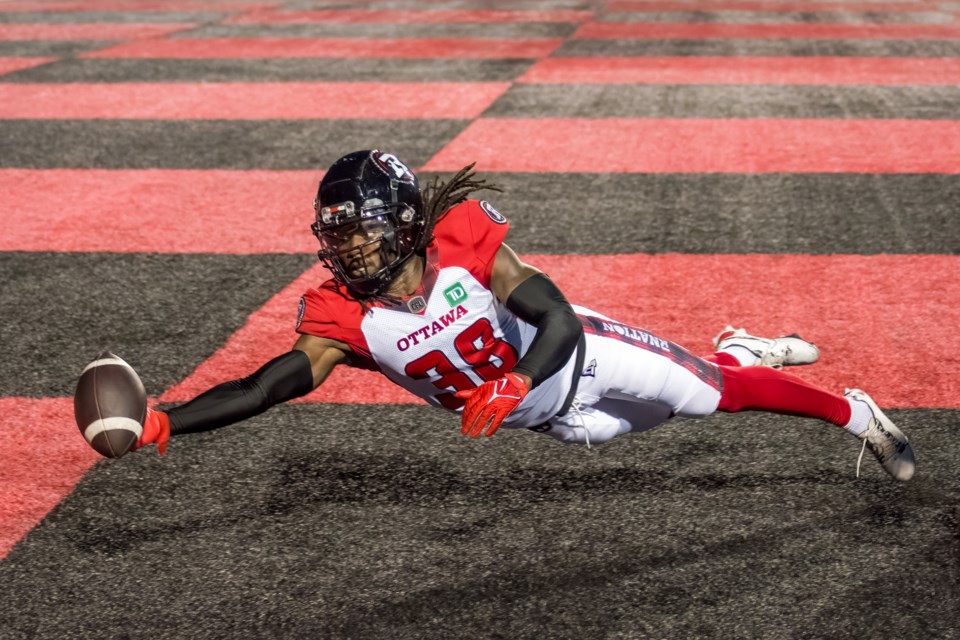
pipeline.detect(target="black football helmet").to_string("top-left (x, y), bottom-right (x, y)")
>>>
top-left (311, 150), bottom-right (425, 297)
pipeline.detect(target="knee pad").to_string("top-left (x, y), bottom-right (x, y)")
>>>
top-left (538, 405), bottom-right (631, 446)
top-left (536, 422), bottom-right (592, 445)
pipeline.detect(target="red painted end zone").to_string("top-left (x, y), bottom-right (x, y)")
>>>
top-left (0, 398), bottom-right (100, 560)
top-left (83, 37), bottom-right (563, 59)
top-left (0, 57), bottom-right (53, 76)
top-left (575, 21), bottom-right (960, 40)
top-left (423, 119), bottom-right (960, 174)
top-left (164, 255), bottom-right (960, 410)
top-left (0, 23), bottom-right (191, 41)
top-left (0, 82), bottom-right (510, 119)
top-left (519, 57), bottom-right (960, 86)
top-left (1, 170), bottom-right (320, 254)
top-left (227, 8), bottom-right (594, 24)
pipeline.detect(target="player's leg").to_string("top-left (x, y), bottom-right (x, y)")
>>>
top-left (556, 313), bottom-right (914, 480)
top-left (705, 325), bottom-right (820, 368)
top-left (716, 364), bottom-right (915, 480)
top-left (535, 324), bottom-right (722, 446)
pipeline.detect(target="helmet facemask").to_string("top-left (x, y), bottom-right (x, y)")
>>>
top-left (313, 150), bottom-right (425, 298)
top-left (312, 197), bottom-right (422, 297)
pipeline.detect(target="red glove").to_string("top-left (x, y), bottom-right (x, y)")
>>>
top-left (455, 372), bottom-right (530, 438)
top-left (137, 408), bottom-right (170, 455)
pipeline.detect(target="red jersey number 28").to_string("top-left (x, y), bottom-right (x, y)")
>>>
top-left (404, 318), bottom-right (519, 410)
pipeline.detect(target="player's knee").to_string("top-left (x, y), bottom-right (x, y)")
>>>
top-left (673, 387), bottom-right (722, 419)
top-left (531, 422), bottom-right (622, 446)
top-left (532, 423), bottom-right (590, 445)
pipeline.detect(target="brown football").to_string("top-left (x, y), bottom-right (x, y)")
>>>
top-left (74, 352), bottom-right (147, 458)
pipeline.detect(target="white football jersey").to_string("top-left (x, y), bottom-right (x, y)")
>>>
top-left (297, 200), bottom-right (576, 428)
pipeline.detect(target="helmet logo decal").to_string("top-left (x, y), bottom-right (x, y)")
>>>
top-left (372, 151), bottom-right (416, 184)
top-left (480, 200), bottom-right (507, 224)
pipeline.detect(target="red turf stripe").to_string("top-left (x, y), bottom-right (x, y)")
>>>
top-left (0, 57), bottom-right (53, 75)
top-left (163, 255), bottom-right (960, 409)
top-left (607, 0), bottom-right (938, 12)
top-left (519, 56), bottom-right (960, 85)
top-left (423, 119), bottom-right (960, 174)
top-left (0, 398), bottom-right (100, 560)
top-left (575, 21), bottom-right (960, 39)
top-left (82, 37), bottom-right (563, 59)
top-left (0, 23), bottom-right (190, 40)
top-left (0, 82), bottom-right (509, 119)
top-left (1, 170), bottom-right (320, 253)
top-left (227, 8), bottom-right (594, 24)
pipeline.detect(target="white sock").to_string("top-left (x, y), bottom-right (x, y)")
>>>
top-left (843, 397), bottom-right (872, 436)
top-left (721, 345), bottom-right (760, 367)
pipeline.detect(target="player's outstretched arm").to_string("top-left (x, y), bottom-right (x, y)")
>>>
top-left (457, 243), bottom-right (583, 437)
top-left (138, 335), bottom-right (348, 453)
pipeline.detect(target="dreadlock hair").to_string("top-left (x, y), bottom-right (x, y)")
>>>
top-left (352, 163), bottom-right (502, 309)
top-left (418, 162), bottom-right (503, 251)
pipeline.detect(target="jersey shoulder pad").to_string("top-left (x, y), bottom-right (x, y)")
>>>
top-left (296, 279), bottom-right (374, 366)
top-left (433, 199), bottom-right (509, 286)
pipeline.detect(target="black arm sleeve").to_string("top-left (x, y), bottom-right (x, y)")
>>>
top-left (167, 349), bottom-right (315, 436)
top-left (505, 273), bottom-right (583, 388)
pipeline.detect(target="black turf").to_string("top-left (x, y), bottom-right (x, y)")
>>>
top-left (0, 10), bottom-right (225, 23)
top-left (601, 10), bottom-right (953, 24)
top-left (0, 57), bottom-right (535, 83)
top-left (0, 40), bottom-right (117, 57)
top-left (176, 22), bottom-right (579, 39)
top-left (556, 38), bottom-right (960, 57)
top-left (0, 252), bottom-right (313, 397)
top-left (1, 405), bottom-right (956, 639)
top-left (0, 120), bottom-right (467, 169)
top-left (486, 84), bottom-right (960, 119)
top-left (443, 173), bottom-right (960, 255)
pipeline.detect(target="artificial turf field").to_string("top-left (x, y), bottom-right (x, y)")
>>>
top-left (1, 0), bottom-right (959, 637)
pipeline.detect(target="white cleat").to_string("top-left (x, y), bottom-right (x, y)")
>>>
top-left (846, 388), bottom-right (916, 482)
top-left (712, 325), bottom-right (820, 368)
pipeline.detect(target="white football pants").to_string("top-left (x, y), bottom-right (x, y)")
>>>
top-left (535, 309), bottom-right (723, 446)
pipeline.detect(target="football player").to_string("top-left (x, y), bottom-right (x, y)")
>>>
top-left (137, 150), bottom-right (915, 481)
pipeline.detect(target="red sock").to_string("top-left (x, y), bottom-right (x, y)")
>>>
top-left (716, 365), bottom-right (851, 426)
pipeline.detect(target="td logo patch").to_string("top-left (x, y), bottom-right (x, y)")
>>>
top-left (443, 282), bottom-right (468, 307)
top-left (479, 200), bottom-right (507, 225)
